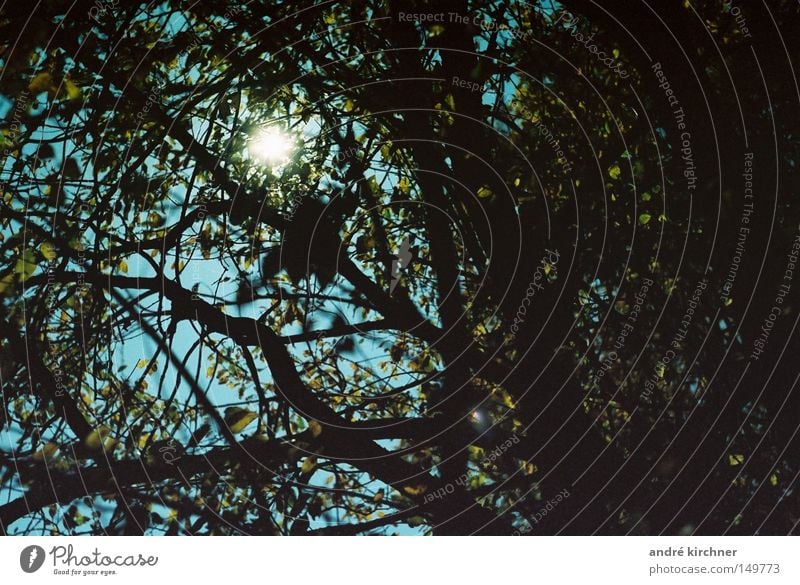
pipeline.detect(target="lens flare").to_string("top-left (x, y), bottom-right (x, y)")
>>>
top-left (248, 128), bottom-right (295, 165)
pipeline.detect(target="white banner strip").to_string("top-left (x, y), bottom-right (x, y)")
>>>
top-left (1, 536), bottom-right (796, 584)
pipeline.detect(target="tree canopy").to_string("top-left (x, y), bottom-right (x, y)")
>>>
top-left (0, 0), bottom-right (798, 535)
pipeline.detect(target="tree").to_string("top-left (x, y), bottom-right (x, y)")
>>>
top-left (0, 0), bottom-right (798, 535)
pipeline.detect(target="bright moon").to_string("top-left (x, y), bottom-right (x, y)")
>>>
top-left (248, 128), bottom-right (294, 165)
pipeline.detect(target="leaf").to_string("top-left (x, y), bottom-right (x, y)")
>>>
top-left (14, 250), bottom-right (37, 282)
top-left (40, 242), bottom-right (57, 261)
top-left (300, 457), bottom-right (317, 474)
top-left (118, 259), bottom-right (129, 273)
top-left (135, 359), bottom-right (148, 369)
top-left (402, 484), bottom-right (427, 496)
top-left (37, 143), bottom-right (55, 159)
top-left (638, 213), bottom-right (652, 225)
top-left (32, 442), bottom-right (60, 461)
top-left (307, 419), bottom-right (323, 438)
top-left (608, 164), bottom-right (621, 180)
top-left (406, 515), bottom-right (426, 527)
top-left (397, 177), bottom-right (411, 195)
top-left (0, 274), bottom-right (14, 294)
top-left (28, 72), bottom-right (55, 95)
top-left (137, 434), bottom-right (151, 450)
top-left (728, 454), bottom-right (745, 466)
top-left (85, 426), bottom-right (112, 450)
top-left (62, 157), bottom-right (81, 178)
top-left (148, 212), bottom-right (165, 227)
top-left (224, 407), bottom-right (257, 433)
top-left (64, 77), bottom-right (82, 101)
top-left (477, 186), bottom-right (493, 198)
top-left (372, 489), bottom-right (385, 503)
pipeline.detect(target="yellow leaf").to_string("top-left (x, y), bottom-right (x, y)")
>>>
top-left (477, 186), bottom-right (493, 198)
top-left (85, 426), bottom-right (112, 450)
top-left (397, 177), bottom-right (411, 194)
top-left (102, 436), bottom-right (119, 452)
top-left (118, 259), bottom-right (128, 273)
top-left (728, 454), bottom-right (745, 466)
top-left (308, 419), bottom-right (323, 437)
top-left (64, 78), bottom-right (82, 101)
top-left (224, 407), bottom-right (257, 434)
top-left (0, 273), bottom-right (15, 294)
top-left (32, 442), bottom-right (60, 461)
top-left (372, 489), bottom-right (385, 503)
top-left (608, 164), bottom-right (622, 180)
top-left (403, 484), bottom-right (427, 496)
top-left (135, 359), bottom-right (148, 369)
top-left (300, 457), bottom-right (317, 474)
top-left (28, 72), bottom-right (54, 95)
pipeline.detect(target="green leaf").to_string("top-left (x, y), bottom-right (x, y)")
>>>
top-left (40, 242), bottom-right (57, 261)
top-left (14, 249), bottom-right (37, 281)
